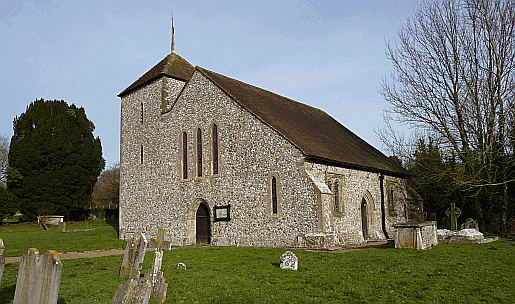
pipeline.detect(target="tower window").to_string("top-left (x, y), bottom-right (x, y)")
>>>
top-left (140, 145), bottom-right (143, 164)
top-left (182, 132), bottom-right (188, 179)
top-left (197, 128), bottom-right (203, 177)
top-left (140, 102), bottom-right (144, 124)
top-left (212, 123), bottom-right (219, 175)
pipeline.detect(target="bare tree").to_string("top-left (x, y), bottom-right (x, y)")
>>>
top-left (0, 134), bottom-right (9, 187)
top-left (90, 162), bottom-right (120, 209)
top-left (381, 0), bottom-right (515, 231)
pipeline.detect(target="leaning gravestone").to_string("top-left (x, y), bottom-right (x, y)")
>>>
top-left (145, 229), bottom-right (172, 303)
top-left (13, 248), bottom-right (63, 304)
top-left (0, 238), bottom-right (5, 288)
top-left (280, 251), bottom-right (298, 271)
top-left (112, 278), bottom-right (153, 304)
top-left (119, 232), bottom-right (148, 279)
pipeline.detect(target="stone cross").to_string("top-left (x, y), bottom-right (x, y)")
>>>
top-left (445, 202), bottom-right (462, 231)
top-left (119, 232), bottom-right (148, 279)
top-left (280, 251), bottom-right (298, 271)
top-left (0, 238), bottom-right (5, 289)
top-left (146, 229), bottom-right (172, 303)
top-left (112, 278), bottom-right (152, 304)
top-left (13, 248), bottom-right (63, 304)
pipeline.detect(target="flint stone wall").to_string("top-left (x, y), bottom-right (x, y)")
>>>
top-left (119, 70), bottom-right (410, 247)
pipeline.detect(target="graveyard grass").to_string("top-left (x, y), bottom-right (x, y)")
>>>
top-left (0, 221), bottom-right (514, 303)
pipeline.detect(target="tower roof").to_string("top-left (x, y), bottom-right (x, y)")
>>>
top-left (118, 53), bottom-right (194, 97)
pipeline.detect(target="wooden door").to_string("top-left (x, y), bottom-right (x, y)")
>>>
top-left (361, 198), bottom-right (368, 239)
top-left (196, 204), bottom-right (210, 245)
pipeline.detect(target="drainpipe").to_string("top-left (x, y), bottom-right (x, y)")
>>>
top-left (380, 173), bottom-right (389, 239)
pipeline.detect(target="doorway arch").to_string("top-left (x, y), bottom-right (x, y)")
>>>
top-left (361, 190), bottom-right (375, 240)
top-left (196, 203), bottom-right (211, 245)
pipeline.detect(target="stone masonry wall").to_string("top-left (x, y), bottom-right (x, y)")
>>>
top-left (120, 71), bottom-right (321, 247)
top-left (120, 70), bottom-right (410, 247)
top-left (303, 162), bottom-right (408, 244)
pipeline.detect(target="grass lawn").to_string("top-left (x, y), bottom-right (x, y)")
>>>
top-left (0, 221), bottom-right (514, 303)
top-left (0, 220), bottom-right (125, 257)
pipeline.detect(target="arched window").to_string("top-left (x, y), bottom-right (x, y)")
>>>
top-left (327, 176), bottom-right (344, 214)
top-left (182, 132), bottom-right (188, 179)
top-left (212, 123), bottom-right (219, 175)
top-left (196, 128), bottom-right (203, 177)
top-left (140, 145), bottom-right (144, 164)
top-left (271, 176), bottom-right (278, 214)
top-left (334, 180), bottom-right (340, 213)
top-left (140, 102), bottom-right (144, 124)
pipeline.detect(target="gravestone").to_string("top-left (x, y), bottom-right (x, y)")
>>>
top-left (280, 251), bottom-right (298, 271)
top-left (13, 248), bottom-right (63, 304)
top-left (0, 238), bottom-right (4, 288)
top-left (176, 262), bottom-right (186, 270)
top-left (58, 222), bottom-right (66, 232)
top-left (445, 203), bottom-right (462, 231)
top-left (460, 218), bottom-right (479, 230)
top-left (119, 232), bottom-right (148, 279)
top-left (146, 229), bottom-right (172, 303)
top-left (112, 278), bottom-right (152, 304)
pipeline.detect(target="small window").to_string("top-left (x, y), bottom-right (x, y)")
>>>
top-left (140, 102), bottom-right (144, 124)
top-left (212, 123), bottom-right (219, 175)
top-left (267, 174), bottom-right (281, 217)
top-left (334, 180), bottom-right (340, 213)
top-left (271, 176), bottom-right (278, 214)
top-left (387, 188), bottom-right (396, 216)
top-left (182, 132), bottom-right (188, 179)
top-left (140, 145), bottom-right (144, 164)
top-left (196, 128), bottom-right (203, 177)
top-left (327, 176), bottom-right (344, 214)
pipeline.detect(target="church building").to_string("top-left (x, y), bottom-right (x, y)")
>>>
top-left (118, 49), bottom-right (411, 247)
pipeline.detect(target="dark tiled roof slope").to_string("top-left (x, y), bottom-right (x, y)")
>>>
top-left (118, 54), bottom-right (194, 97)
top-left (198, 67), bottom-right (407, 176)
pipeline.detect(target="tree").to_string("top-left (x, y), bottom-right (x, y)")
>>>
top-left (90, 162), bottom-right (120, 209)
top-left (0, 134), bottom-right (9, 187)
top-left (381, 0), bottom-right (515, 232)
top-left (0, 186), bottom-right (17, 224)
top-left (8, 99), bottom-right (105, 219)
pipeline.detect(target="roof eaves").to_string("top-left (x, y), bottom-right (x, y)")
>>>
top-left (305, 155), bottom-right (410, 178)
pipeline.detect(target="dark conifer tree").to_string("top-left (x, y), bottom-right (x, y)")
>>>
top-left (7, 99), bottom-right (104, 219)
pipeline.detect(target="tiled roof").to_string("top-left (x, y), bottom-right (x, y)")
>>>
top-left (119, 54), bottom-right (407, 176)
top-left (118, 53), bottom-right (194, 97)
top-left (197, 68), bottom-right (407, 176)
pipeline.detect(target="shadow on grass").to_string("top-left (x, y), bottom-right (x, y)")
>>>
top-left (0, 284), bottom-right (15, 304)
top-left (0, 285), bottom-right (67, 304)
top-left (271, 262), bottom-right (280, 268)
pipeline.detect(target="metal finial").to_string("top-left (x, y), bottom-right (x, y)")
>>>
top-left (171, 10), bottom-right (175, 54)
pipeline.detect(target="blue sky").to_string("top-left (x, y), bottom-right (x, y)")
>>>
top-left (0, 0), bottom-right (416, 167)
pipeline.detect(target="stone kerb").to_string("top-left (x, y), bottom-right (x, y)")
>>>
top-left (280, 251), bottom-right (298, 271)
top-left (0, 238), bottom-right (4, 288)
top-left (119, 232), bottom-right (148, 279)
top-left (13, 248), bottom-right (63, 304)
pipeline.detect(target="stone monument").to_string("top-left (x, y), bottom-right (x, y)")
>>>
top-left (445, 202), bottom-right (462, 231)
top-left (13, 248), bottom-right (63, 304)
top-left (119, 232), bottom-right (148, 279)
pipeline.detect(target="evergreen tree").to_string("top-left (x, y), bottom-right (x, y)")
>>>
top-left (7, 99), bottom-right (104, 219)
